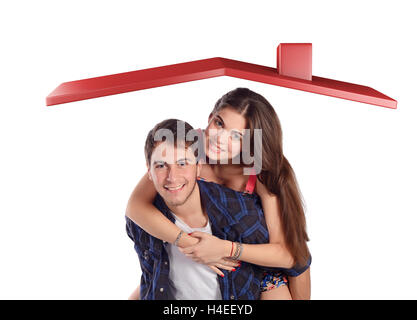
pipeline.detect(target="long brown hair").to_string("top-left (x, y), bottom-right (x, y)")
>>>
top-left (211, 88), bottom-right (310, 266)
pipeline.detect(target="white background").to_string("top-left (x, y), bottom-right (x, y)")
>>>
top-left (1, 1), bottom-right (416, 299)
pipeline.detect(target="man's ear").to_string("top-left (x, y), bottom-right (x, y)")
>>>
top-left (146, 164), bottom-right (152, 181)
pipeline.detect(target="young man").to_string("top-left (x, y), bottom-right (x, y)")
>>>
top-left (125, 119), bottom-right (310, 300)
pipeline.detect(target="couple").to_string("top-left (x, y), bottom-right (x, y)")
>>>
top-left (125, 88), bottom-right (311, 300)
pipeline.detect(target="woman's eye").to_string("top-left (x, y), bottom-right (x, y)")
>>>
top-left (178, 161), bottom-right (186, 167)
top-left (156, 164), bottom-right (165, 169)
top-left (231, 133), bottom-right (241, 141)
top-left (215, 120), bottom-right (223, 127)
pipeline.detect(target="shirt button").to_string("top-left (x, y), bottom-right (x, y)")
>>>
top-left (230, 295), bottom-right (235, 300)
top-left (160, 288), bottom-right (164, 292)
top-left (164, 261), bottom-right (168, 265)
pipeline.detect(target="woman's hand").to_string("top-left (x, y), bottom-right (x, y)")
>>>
top-left (178, 231), bottom-right (240, 268)
top-left (207, 258), bottom-right (241, 277)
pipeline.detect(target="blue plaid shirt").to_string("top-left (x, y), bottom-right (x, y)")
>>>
top-left (126, 179), bottom-right (311, 300)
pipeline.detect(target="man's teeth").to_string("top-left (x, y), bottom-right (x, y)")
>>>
top-left (165, 184), bottom-right (184, 190)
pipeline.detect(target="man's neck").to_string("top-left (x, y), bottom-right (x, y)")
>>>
top-left (166, 183), bottom-right (207, 228)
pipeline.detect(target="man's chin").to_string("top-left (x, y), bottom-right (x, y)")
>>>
top-left (161, 190), bottom-right (188, 207)
top-left (165, 199), bottom-right (187, 207)
top-left (163, 183), bottom-right (197, 207)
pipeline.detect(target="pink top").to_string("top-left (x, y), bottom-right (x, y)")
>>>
top-left (244, 172), bottom-right (257, 194)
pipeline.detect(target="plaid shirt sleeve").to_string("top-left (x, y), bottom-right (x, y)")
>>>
top-left (125, 195), bottom-right (176, 300)
top-left (201, 181), bottom-right (311, 278)
top-left (125, 216), bottom-right (157, 299)
top-left (258, 254), bottom-right (312, 277)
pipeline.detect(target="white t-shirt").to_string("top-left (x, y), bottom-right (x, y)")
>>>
top-left (166, 212), bottom-right (222, 300)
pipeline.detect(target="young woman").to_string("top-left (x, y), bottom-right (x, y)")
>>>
top-left (126, 88), bottom-right (311, 300)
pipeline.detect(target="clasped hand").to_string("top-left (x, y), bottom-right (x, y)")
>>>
top-left (178, 231), bottom-right (240, 277)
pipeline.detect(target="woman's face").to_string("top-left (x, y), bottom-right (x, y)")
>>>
top-left (205, 107), bottom-right (247, 162)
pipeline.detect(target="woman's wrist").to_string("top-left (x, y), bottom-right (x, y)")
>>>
top-left (177, 234), bottom-right (199, 248)
top-left (226, 240), bottom-right (242, 260)
top-left (224, 240), bottom-right (234, 258)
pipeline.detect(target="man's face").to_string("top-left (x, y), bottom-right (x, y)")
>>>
top-left (148, 142), bottom-right (201, 207)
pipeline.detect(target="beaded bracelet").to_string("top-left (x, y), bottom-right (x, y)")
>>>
top-left (236, 243), bottom-right (243, 260)
top-left (232, 242), bottom-right (242, 260)
top-left (173, 230), bottom-right (184, 246)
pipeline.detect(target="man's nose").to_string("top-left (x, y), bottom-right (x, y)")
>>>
top-left (166, 166), bottom-right (179, 182)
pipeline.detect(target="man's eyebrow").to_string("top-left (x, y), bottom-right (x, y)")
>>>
top-left (152, 158), bottom-right (193, 165)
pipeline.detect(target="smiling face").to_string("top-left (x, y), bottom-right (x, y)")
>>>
top-left (148, 141), bottom-right (201, 207)
top-left (205, 107), bottom-right (247, 162)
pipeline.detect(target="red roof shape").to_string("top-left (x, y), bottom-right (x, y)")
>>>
top-left (46, 43), bottom-right (397, 109)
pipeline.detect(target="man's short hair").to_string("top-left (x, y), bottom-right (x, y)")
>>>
top-left (144, 119), bottom-right (199, 166)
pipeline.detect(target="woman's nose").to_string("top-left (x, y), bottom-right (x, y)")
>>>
top-left (216, 129), bottom-right (227, 144)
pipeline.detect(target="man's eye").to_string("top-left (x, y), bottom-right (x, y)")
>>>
top-left (156, 164), bottom-right (165, 169)
top-left (178, 161), bottom-right (187, 167)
